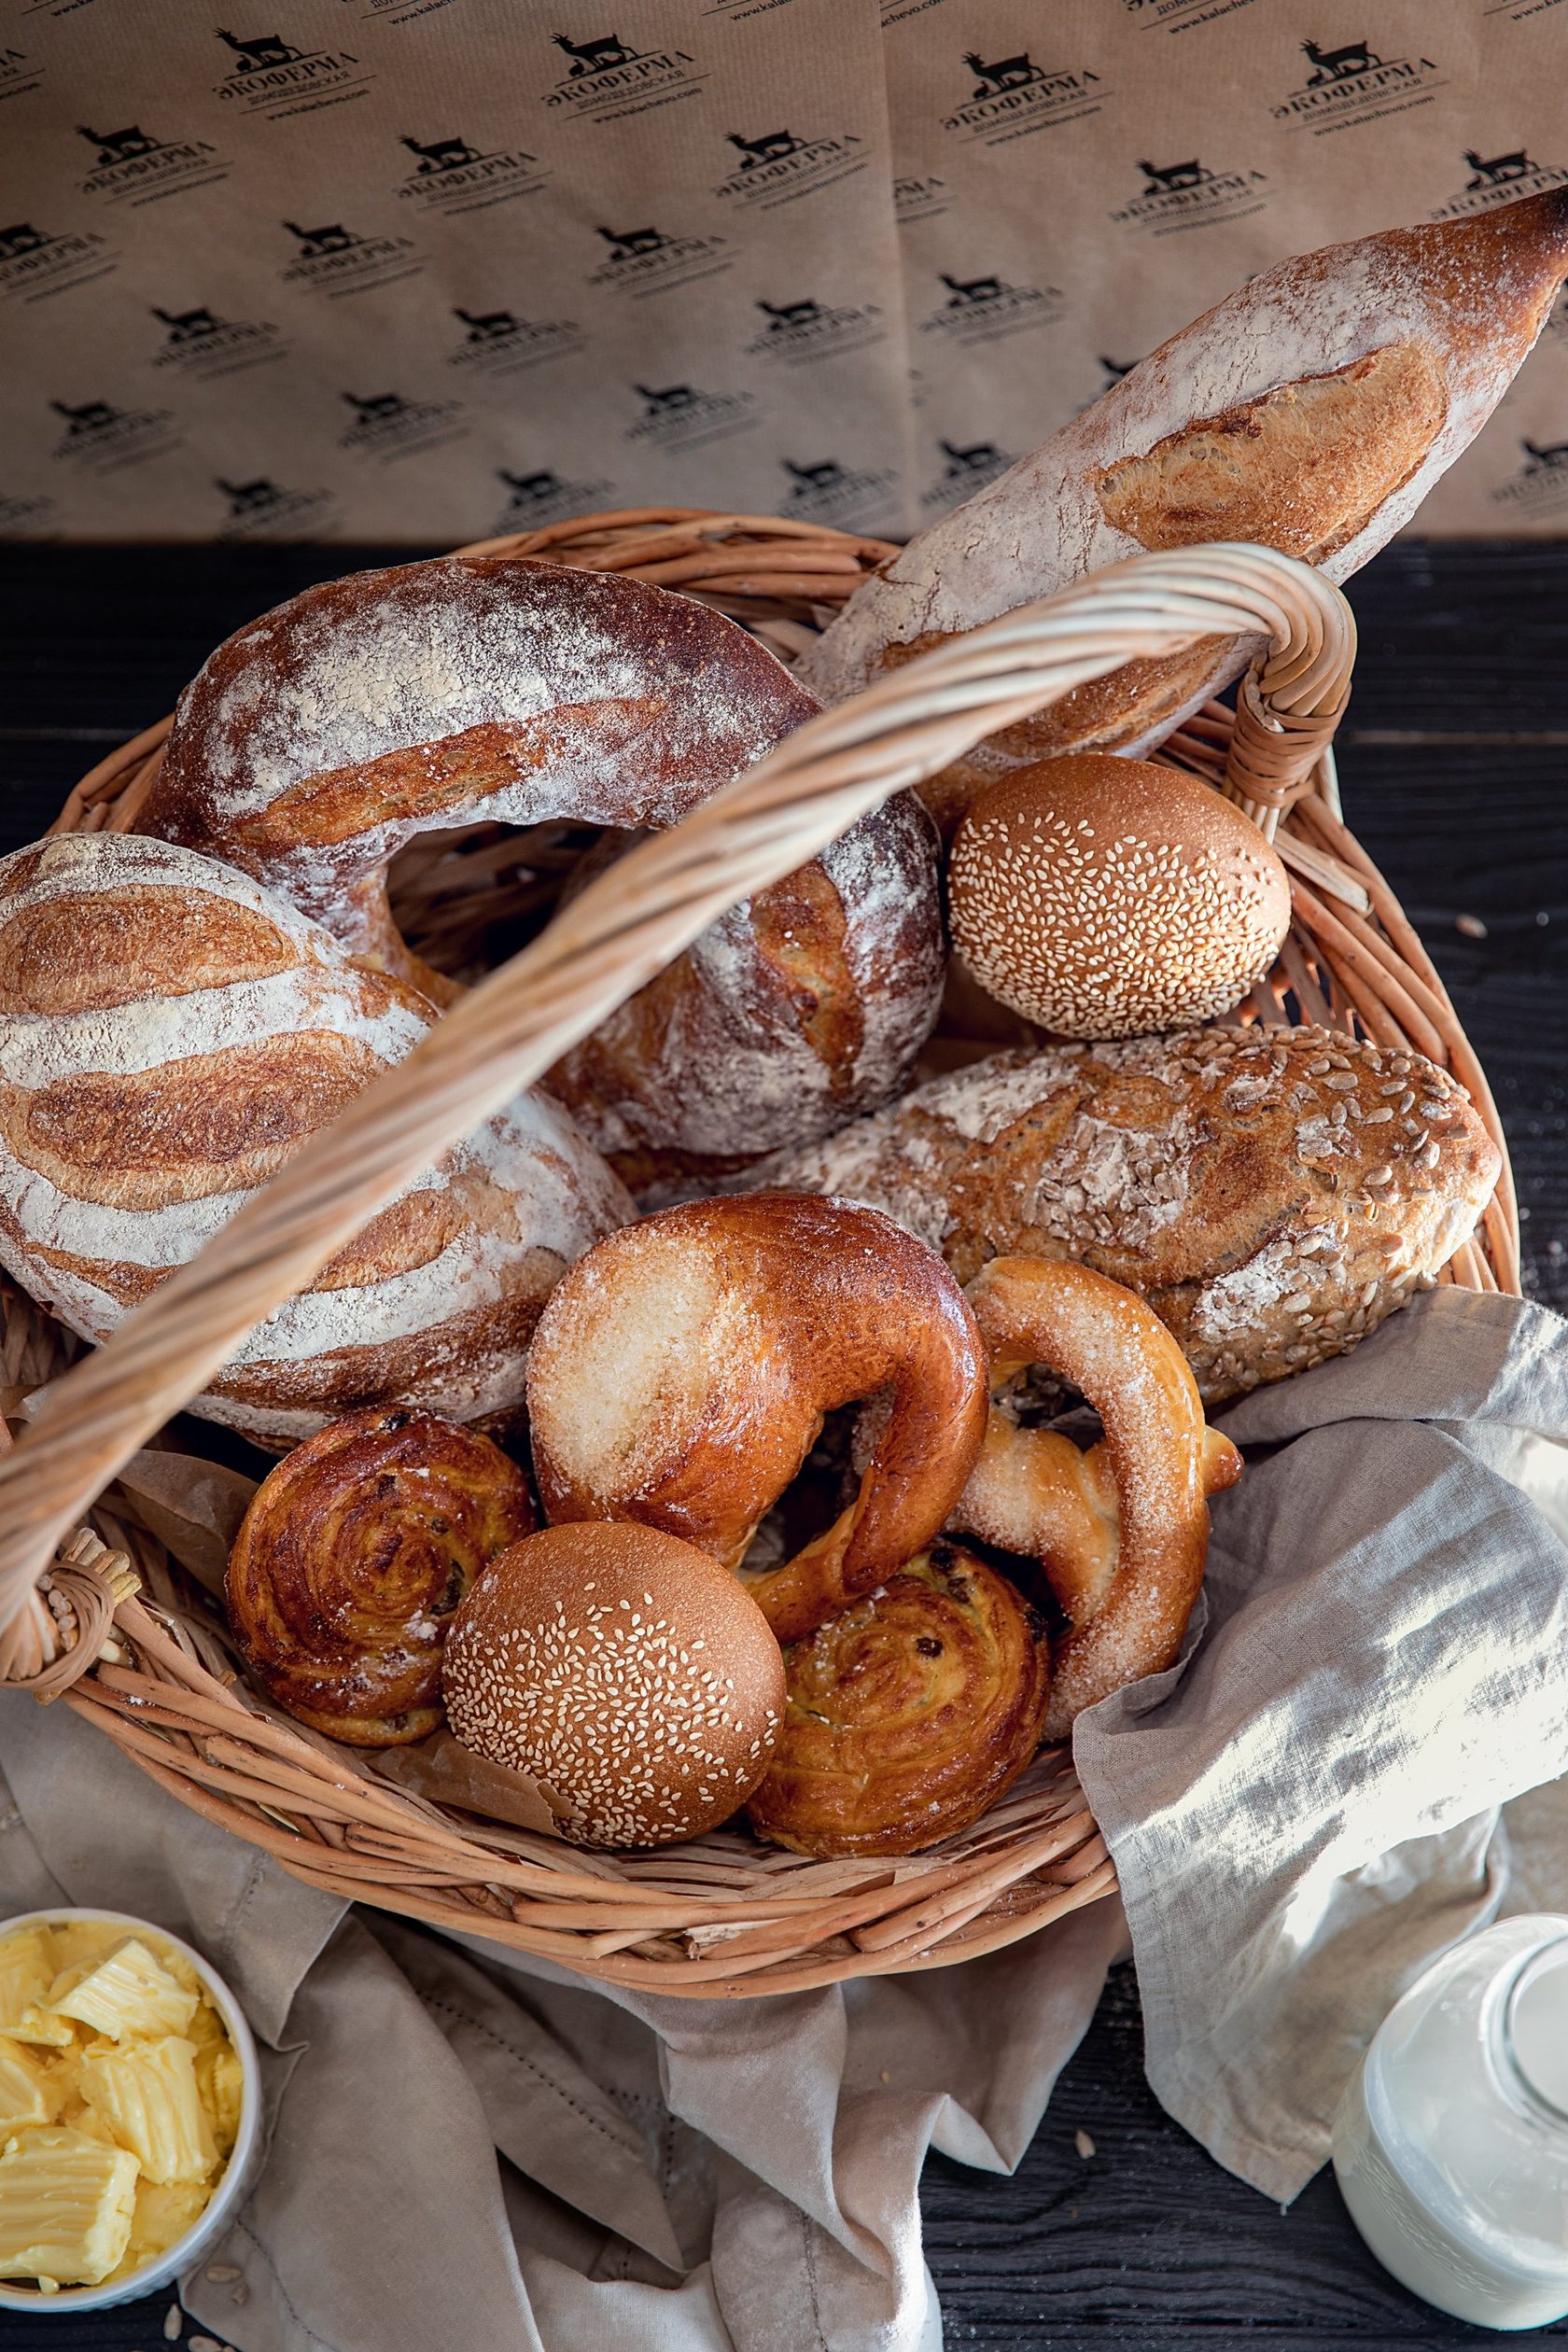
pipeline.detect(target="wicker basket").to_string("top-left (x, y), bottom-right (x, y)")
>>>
top-left (0, 512), bottom-right (1519, 1996)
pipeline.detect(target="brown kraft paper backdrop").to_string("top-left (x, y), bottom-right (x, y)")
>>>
top-left (3, 0), bottom-right (1567, 543)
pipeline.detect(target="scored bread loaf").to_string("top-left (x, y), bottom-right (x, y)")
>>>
top-left (0, 833), bottom-right (631, 1441)
top-left (762, 1027), bottom-right (1501, 1404)
top-left (799, 189), bottom-right (1568, 827)
top-left (139, 556), bottom-right (943, 1189)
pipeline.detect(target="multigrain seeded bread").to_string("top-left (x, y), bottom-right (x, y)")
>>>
top-left (0, 832), bottom-right (632, 1442)
top-left (761, 1028), bottom-right (1501, 1403)
top-left (798, 190), bottom-right (1568, 829)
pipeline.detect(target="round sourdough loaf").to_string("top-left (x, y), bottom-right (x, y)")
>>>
top-left (0, 832), bottom-right (632, 1441)
top-left (139, 556), bottom-right (944, 1194)
top-left (948, 755), bottom-right (1290, 1037)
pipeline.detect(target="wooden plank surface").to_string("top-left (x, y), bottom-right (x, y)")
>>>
top-left (0, 539), bottom-right (1561, 2348)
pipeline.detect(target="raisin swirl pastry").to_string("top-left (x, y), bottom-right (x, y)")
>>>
top-left (226, 1406), bottom-right (536, 1744)
top-left (747, 1542), bottom-right (1051, 1857)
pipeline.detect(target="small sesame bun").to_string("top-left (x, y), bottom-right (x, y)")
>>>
top-left (442, 1522), bottom-right (785, 1849)
top-left (948, 754), bottom-right (1291, 1039)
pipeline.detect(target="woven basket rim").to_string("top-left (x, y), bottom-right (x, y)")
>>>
top-left (0, 510), bottom-right (1519, 1994)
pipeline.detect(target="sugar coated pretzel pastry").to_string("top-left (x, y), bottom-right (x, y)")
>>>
top-left (748, 1540), bottom-right (1051, 1858)
top-left (141, 555), bottom-right (944, 1182)
top-left (950, 1256), bottom-right (1241, 1740)
top-left (226, 1406), bottom-right (538, 1744)
top-left (525, 1193), bottom-right (990, 1643)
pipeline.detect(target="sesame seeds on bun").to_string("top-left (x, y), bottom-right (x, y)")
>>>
top-left (948, 754), bottom-right (1291, 1040)
top-left (441, 1521), bottom-right (785, 1849)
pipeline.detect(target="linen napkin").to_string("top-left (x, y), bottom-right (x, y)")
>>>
top-left (0, 1284), bottom-right (1563, 2351)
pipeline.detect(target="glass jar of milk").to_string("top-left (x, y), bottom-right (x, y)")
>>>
top-left (1332, 1913), bottom-right (1568, 2331)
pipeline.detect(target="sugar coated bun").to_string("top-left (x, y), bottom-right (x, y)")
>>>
top-left (442, 1521), bottom-right (785, 1848)
top-left (948, 754), bottom-right (1291, 1039)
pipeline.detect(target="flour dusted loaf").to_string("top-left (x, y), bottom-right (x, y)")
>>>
top-left (0, 832), bottom-right (631, 1441)
top-left (763, 1027), bottom-right (1501, 1403)
top-left (543, 793), bottom-right (944, 1194)
top-left (800, 190), bottom-right (1568, 826)
top-left (140, 554), bottom-right (943, 1187)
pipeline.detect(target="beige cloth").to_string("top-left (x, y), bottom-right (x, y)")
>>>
top-left (0, 1285), bottom-right (1566, 2347)
top-left (5, 1), bottom-right (1568, 542)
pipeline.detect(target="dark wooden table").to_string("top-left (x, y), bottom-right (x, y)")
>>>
top-left (0, 540), bottom-right (1562, 2350)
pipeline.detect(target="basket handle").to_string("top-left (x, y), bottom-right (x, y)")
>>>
top-left (0, 541), bottom-right (1352, 1627)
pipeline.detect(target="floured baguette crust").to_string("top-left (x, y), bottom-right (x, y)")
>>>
top-left (762, 1027), bottom-right (1501, 1403)
top-left (0, 833), bottom-right (631, 1441)
top-left (801, 191), bottom-right (1568, 825)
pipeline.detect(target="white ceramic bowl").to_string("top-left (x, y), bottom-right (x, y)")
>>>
top-left (0, 1907), bottom-right (262, 2315)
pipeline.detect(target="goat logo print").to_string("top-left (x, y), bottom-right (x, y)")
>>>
top-left (446, 304), bottom-right (585, 378)
top-left (586, 220), bottom-right (731, 301)
top-left (337, 386), bottom-right (468, 465)
top-left (49, 395), bottom-right (180, 475)
top-left (895, 175), bottom-right (950, 225)
top-left (624, 379), bottom-right (757, 455)
top-left (1112, 152), bottom-right (1268, 236)
top-left (0, 45), bottom-right (44, 101)
top-left (1431, 145), bottom-right (1567, 219)
top-left (920, 436), bottom-right (1015, 510)
top-left (744, 292), bottom-right (885, 369)
top-left (1122, 0), bottom-right (1261, 31)
top-left (212, 25), bottom-right (372, 120)
top-left (76, 119), bottom-right (229, 209)
top-left (215, 475), bottom-right (336, 539)
top-left (0, 218), bottom-right (119, 307)
top-left (918, 268), bottom-right (1064, 349)
top-left (1272, 35), bottom-right (1445, 134)
top-left (942, 49), bottom-right (1104, 147)
top-left (343, 0), bottom-right (458, 22)
top-left (396, 130), bottom-right (548, 216)
top-left (493, 463), bottom-right (616, 531)
top-left (1492, 434), bottom-right (1568, 519)
top-left (280, 218), bottom-right (426, 300)
top-left (542, 30), bottom-right (707, 125)
top-left (714, 125), bottom-right (866, 212)
top-left (777, 455), bottom-right (897, 529)
top-left (0, 491), bottom-right (58, 536)
top-left (150, 301), bottom-right (287, 380)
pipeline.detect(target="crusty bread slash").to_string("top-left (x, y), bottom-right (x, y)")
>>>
top-left (801, 190), bottom-right (1568, 829)
top-left (762, 1027), bottom-right (1501, 1404)
top-left (0, 832), bottom-right (631, 1443)
top-left (141, 555), bottom-right (942, 1188)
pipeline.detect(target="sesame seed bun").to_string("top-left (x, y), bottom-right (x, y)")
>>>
top-left (948, 754), bottom-right (1290, 1039)
top-left (442, 1522), bottom-right (785, 1849)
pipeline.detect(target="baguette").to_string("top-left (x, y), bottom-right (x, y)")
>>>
top-left (762, 1027), bottom-right (1501, 1403)
top-left (799, 190), bottom-right (1568, 828)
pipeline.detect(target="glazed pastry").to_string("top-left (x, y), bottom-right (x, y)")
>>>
top-left (747, 1541), bottom-right (1050, 1857)
top-left (950, 1257), bottom-right (1240, 1739)
top-left (0, 832), bottom-right (631, 1442)
top-left (442, 1520), bottom-right (785, 1847)
top-left (948, 755), bottom-right (1290, 1037)
top-left (225, 1406), bottom-right (537, 1743)
top-left (799, 189), bottom-right (1568, 828)
top-left (139, 554), bottom-right (943, 1185)
top-left (525, 1193), bottom-right (989, 1642)
top-left (764, 1027), bottom-right (1501, 1404)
